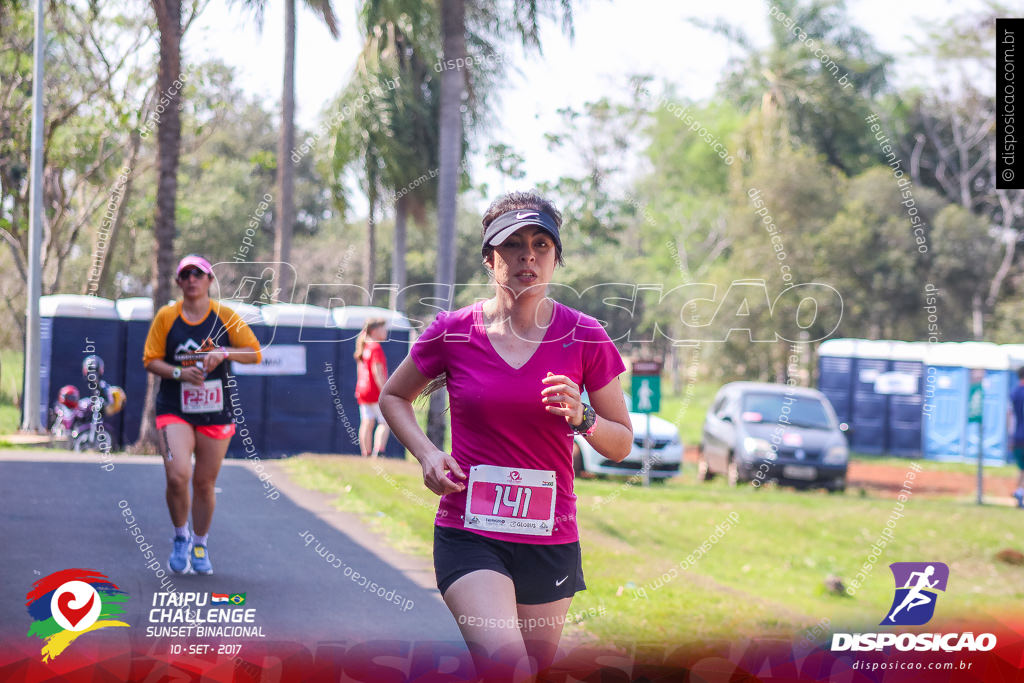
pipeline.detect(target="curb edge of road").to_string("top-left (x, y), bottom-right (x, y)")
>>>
top-left (264, 457), bottom-right (445, 603)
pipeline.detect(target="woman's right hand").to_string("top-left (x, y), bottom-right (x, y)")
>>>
top-left (180, 366), bottom-right (206, 386)
top-left (419, 449), bottom-right (466, 496)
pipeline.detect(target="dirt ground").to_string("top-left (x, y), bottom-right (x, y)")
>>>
top-left (683, 447), bottom-right (1023, 501)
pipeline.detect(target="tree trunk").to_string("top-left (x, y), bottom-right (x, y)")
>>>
top-left (984, 195), bottom-right (1022, 331)
top-left (274, 0), bottom-right (297, 298)
top-left (88, 131), bottom-right (142, 298)
top-left (391, 193), bottom-right (408, 311)
top-left (135, 0), bottom-right (183, 454)
top-left (971, 292), bottom-right (984, 340)
top-left (365, 183), bottom-right (376, 294)
top-left (428, 0), bottom-right (466, 448)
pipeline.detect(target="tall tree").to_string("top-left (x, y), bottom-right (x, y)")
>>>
top-left (232, 0), bottom-right (340, 295)
top-left (277, 0), bottom-right (339, 297)
top-left (700, 0), bottom-right (890, 175)
top-left (0, 1), bottom-right (154, 340)
top-left (895, 3), bottom-right (1017, 338)
top-left (426, 0), bottom-right (575, 445)
top-left (331, 0), bottom-right (448, 311)
top-left (135, 0), bottom-right (186, 452)
top-left (361, 0), bottom-right (442, 312)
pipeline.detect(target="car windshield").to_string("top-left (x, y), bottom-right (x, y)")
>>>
top-left (740, 393), bottom-right (833, 430)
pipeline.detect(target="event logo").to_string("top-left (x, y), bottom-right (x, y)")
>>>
top-left (832, 561), bottom-right (996, 653)
top-left (882, 562), bottom-right (949, 626)
top-left (25, 569), bottom-right (130, 662)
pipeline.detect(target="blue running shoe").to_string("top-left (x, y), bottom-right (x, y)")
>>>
top-left (1013, 490), bottom-right (1024, 509)
top-left (169, 535), bottom-right (191, 574)
top-left (191, 543), bottom-right (213, 575)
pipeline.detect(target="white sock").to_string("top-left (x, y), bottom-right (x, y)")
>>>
top-left (193, 533), bottom-right (209, 547)
top-left (174, 525), bottom-right (190, 539)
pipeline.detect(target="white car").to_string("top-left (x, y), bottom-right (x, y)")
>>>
top-left (572, 392), bottom-right (683, 480)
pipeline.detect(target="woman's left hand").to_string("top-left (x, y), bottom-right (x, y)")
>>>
top-left (541, 372), bottom-right (584, 426)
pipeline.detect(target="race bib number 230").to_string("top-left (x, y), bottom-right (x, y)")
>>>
top-left (180, 379), bottom-right (224, 413)
top-left (465, 465), bottom-right (556, 536)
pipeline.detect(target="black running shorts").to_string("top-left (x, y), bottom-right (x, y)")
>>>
top-left (433, 525), bottom-right (586, 605)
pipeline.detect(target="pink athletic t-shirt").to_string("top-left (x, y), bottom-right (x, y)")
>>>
top-left (410, 299), bottom-right (626, 544)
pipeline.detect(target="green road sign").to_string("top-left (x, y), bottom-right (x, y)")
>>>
top-left (631, 374), bottom-right (661, 414)
top-left (968, 382), bottom-right (983, 424)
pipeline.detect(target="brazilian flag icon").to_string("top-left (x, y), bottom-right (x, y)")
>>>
top-left (229, 593), bottom-right (246, 605)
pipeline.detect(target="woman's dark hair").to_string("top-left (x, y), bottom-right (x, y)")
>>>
top-left (481, 190), bottom-right (565, 268)
top-left (419, 192), bottom-right (565, 403)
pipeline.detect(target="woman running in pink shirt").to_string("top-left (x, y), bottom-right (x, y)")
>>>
top-left (380, 191), bottom-right (633, 680)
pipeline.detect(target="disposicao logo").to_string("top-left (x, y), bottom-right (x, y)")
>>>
top-left (25, 569), bottom-right (130, 662)
top-left (831, 562), bottom-right (996, 653)
top-left (882, 562), bottom-right (948, 626)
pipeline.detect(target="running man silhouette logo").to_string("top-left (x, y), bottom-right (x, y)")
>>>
top-left (25, 569), bottom-right (130, 662)
top-left (637, 379), bottom-right (654, 411)
top-left (229, 267), bottom-right (283, 304)
top-left (882, 562), bottom-right (949, 626)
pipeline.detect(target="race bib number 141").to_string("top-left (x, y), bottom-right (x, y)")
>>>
top-left (465, 465), bottom-right (556, 536)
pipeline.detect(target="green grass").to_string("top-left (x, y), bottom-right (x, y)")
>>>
top-left (280, 454), bottom-right (1024, 647)
top-left (1, 348), bottom-right (23, 405)
top-left (0, 349), bottom-right (23, 434)
top-left (0, 403), bottom-right (20, 436)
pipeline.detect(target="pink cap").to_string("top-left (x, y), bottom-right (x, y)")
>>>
top-left (176, 255), bottom-right (213, 276)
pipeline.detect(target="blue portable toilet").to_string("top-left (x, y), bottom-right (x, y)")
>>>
top-left (331, 306), bottom-right (413, 458)
top-left (960, 342), bottom-right (1010, 465)
top-left (219, 300), bottom-right (270, 459)
top-left (37, 295), bottom-right (123, 439)
top-left (923, 343), bottom-right (969, 461)
top-left (116, 297), bottom-right (154, 446)
top-left (259, 303), bottom-right (336, 457)
top-left (850, 340), bottom-right (891, 454)
top-left (882, 342), bottom-right (926, 457)
top-left (816, 338), bottom-right (857, 426)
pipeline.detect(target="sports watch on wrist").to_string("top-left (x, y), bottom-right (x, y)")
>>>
top-left (571, 403), bottom-right (597, 436)
top-left (172, 367), bottom-right (182, 380)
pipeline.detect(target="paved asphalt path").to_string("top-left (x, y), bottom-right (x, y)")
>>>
top-left (0, 452), bottom-right (467, 672)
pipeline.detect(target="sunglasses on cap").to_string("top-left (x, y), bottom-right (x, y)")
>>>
top-left (177, 269), bottom-right (206, 280)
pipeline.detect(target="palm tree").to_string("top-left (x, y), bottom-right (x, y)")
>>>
top-left (233, 1), bottom-right (339, 296)
top-left (696, 0), bottom-right (889, 175)
top-left (278, 1), bottom-right (339, 296)
top-left (330, 69), bottom-right (389, 295)
top-left (426, 0), bottom-right (575, 446)
top-left (135, 0), bottom-right (184, 452)
top-left (332, 0), bottom-right (443, 305)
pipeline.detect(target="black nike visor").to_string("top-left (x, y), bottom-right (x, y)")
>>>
top-left (482, 209), bottom-right (562, 252)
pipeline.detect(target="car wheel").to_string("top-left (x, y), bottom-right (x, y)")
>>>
top-left (828, 481), bottom-right (846, 494)
top-left (726, 456), bottom-right (742, 487)
top-left (697, 445), bottom-right (715, 482)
